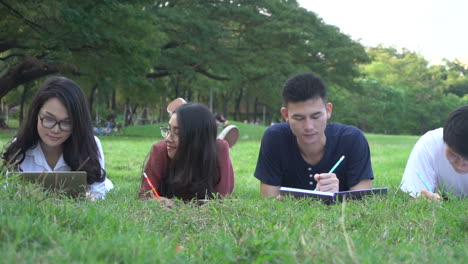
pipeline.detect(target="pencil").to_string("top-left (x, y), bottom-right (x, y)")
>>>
top-left (143, 172), bottom-right (161, 199)
top-left (416, 171), bottom-right (433, 193)
top-left (329, 155), bottom-right (345, 173)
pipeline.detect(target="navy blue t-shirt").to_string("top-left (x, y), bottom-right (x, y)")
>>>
top-left (254, 122), bottom-right (374, 191)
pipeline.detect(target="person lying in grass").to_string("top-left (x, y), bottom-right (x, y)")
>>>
top-left (254, 72), bottom-right (374, 197)
top-left (400, 105), bottom-right (468, 200)
top-left (167, 97), bottom-right (239, 148)
top-left (1, 76), bottom-right (113, 199)
top-left (139, 103), bottom-right (234, 202)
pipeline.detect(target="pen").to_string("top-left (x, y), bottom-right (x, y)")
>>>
top-left (315, 155), bottom-right (345, 191)
top-left (329, 155), bottom-right (345, 173)
top-left (416, 170), bottom-right (433, 193)
top-left (143, 172), bottom-right (161, 199)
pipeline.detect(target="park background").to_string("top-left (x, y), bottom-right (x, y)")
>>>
top-left (1, 1), bottom-right (467, 263)
top-left (1, 0), bottom-right (467, 132)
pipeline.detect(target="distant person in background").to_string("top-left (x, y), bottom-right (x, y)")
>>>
top-left (214, 112), bottom-right (229, 128)
top-left (105, 114), bottom-right (116, 134)
top-left (167, 97), bottom-right (187, 115)
top-left (400, 105), bottom-right (468, 200)
top-left (254, 72), bottom-right (374, 197)
top-left (93, 124), bottom-right (106, 136)
top-left (139, 103), bottom-right (234, 202)
top-left (2, 76), bottom-right (113, 199)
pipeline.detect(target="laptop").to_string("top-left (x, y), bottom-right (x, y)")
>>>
top-left (7, 171), bottom-right (88, 198)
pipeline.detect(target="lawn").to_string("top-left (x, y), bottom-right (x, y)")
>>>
top-left (0, 122), bottom-right (467, 263)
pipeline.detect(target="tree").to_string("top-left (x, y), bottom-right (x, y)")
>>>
top-left (359, 46), bottom-right (468, 134)
top-left (0, 0), bottom-right (157, 125)
top-left (1, 0), bottom-right (371, 127)
top-left (444, 60), bottom-right (468, 97)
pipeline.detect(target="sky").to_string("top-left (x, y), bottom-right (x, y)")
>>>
top-left (297, 0), bottom-right (468, 64)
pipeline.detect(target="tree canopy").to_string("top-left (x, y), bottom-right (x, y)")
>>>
top-left (1, 1), bottom-right (466, 134)
top-left (330, 46), bottom-right (467, 134)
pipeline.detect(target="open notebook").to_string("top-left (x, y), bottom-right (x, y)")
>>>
top-left (279, 186), bottom-right (388, 205)
top-left (8, 171), bottom-right (87, 198)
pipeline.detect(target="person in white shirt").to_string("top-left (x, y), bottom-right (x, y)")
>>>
top-left (2, 76), bottom-right (113, 199)
top-left (400, 105), bottom-right (468, 200)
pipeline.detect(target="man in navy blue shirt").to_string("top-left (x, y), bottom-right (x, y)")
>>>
top-left (254, 72), bottom-right (374, 196)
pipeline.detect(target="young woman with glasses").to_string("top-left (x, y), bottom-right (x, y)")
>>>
top-left (139, 103), bottom-right (234, 202)
top-left (2, 76), bottom-right (113, 199)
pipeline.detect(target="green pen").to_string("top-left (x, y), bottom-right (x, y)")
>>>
top-left (329, 155), bottom-right (345, 173)
top-left (315, 155), bottom-right (345, 191)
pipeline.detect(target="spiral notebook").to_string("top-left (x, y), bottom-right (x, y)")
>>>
top-left (279, 186), bottom-right (388, 204)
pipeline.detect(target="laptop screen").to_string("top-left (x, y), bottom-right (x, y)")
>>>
top-left (8, 171), bottom-right (87, 198)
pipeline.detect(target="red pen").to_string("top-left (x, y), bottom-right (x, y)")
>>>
top-left (143, 172), bottom-right (161, 199)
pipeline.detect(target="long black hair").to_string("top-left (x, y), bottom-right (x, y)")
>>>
top-left (2, 76), bottom-right (106, 184)
top-left (160, 103), bottom-right (220, 199)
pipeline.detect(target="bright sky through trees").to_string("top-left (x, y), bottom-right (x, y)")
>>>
top-left (298, 0), bottom-right (468, 64)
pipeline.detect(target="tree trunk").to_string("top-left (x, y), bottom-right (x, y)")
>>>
top-left (0, 116), bottom-right (8, 128)
top-left (244, 97), bottom-right (250, 123)
top-left (172, 76), bottom-right (180, 98)
top-left (0, 100), bottom-right (8, 128)
top-left (253, 97), bottom-right (259, 123)
top-left (131, 104), bottom-right (139, 125)
top-left (124, 98), bottom-right (131, 126)
top-left (234, 87), bottom-right (244, 121)
top-left (19, 82), bottom-right (32, 125)
top-left (186, 88), bottom-right (193, 102)
top-left (0, 56), bottom-right (63, 101)
top-left (161, 84), bottom-right (169, 122)
top-left (124, 99), bottom-right (139, 126)
top-left (222, 95), bottom-right (228, 119)
top-left (185, 77), bottom-right (194, 102)
top-left (111, 89), bottom-right (116, 110)
top-left (88, 83), bottom-right (98, 120)
top-left (139, 106), bottom-right (149, 125)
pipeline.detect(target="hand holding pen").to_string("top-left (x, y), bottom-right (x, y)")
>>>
top-left (314, 155), bottom-right (344, 193)
top-left (143, 172), bottom-right (176, 207)
top-left (416, 171), bottom-right (441, 201)
top-left (143, 172), bottom-right (161, 199)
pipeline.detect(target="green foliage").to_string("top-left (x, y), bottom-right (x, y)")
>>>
top-left (2, 0), bottom-right (368, 126)
top-left (0, 0), bottom-right (162, 128)
top-left (343, 46), bottom-right (468, 135)
top-left (1, 126), bottom-right (467, 263)
top-left (363, 46), bottom-right (431, 89)
top-left (330, 80), bottom-right (405, 134)
top-left (444, 60), bottom-right (468, 97)
top-left (3, 2), bottom-right (465, 135)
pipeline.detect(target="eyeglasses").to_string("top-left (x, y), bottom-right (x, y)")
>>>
top-left (160, 126), bottom-right (179, 138)
top-left (39, 115), bottom-right (72, 132)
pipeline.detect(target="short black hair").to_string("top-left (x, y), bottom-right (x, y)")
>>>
top-left (443, 105), bottom-right (468, 159)
top-left (282, 72), bottom-right (327, 106)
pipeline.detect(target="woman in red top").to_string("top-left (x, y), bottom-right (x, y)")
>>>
top-left (139, 103), bottom-right (234, 201)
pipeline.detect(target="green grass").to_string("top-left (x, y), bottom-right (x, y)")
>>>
top-left (1, 122), bottom-right (467, 263)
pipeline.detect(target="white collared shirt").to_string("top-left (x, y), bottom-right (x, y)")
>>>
top-left (20, 136), bottom-right (114, 199)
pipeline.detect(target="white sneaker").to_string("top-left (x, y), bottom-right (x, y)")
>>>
top-left (217, 125), bottom-right (239, 148)
top-left (167, 98), bottom-right (187, 114)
